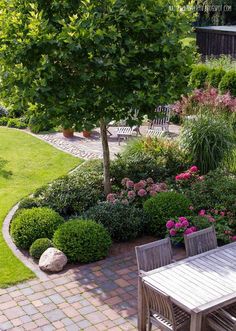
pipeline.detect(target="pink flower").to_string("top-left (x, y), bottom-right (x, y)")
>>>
top-left (184, 228), bottom-right (193, 235)
top-left (121, 177), bottom-right (129, 186)
top-left (182, 172), bottom-right (191, 180)
top-left (169, 229), bottom-right (177, 236)
top-left (107, 193), bottom-right (116, 202)
top-left (134, 181), bottom-right (145, 191)
top-left (182, 220), bottom-right (190, 227)
top-left (149, 190), bottom-right (157, 197)
top-left (231, 236), bottom-right (236, 241)
top-left (189, 166), bottom-right (198, 173)
top-left (178, 217), bottom-right (188, 222)
top-left (175, 222), bottom-right (183, 229)
top-left (189, 205), bottom-right (194, 210)
top-left (126, 180), bottom-right (134, 189)
top-left (198, 209), bottom-right (206, 216)
top-left (146, 178), bottom-right (154, 184)
top-left (166, 220), bottom-right (175, 229)
top-left (220, 211), bottom-right (225, 217)
top-left (121, 199), bottom-right (129, 205)
top-left (127, 190), bottom-right (136, 199)
top-left (175, 175), bottom-right (181, 181)
top-left (137, 189), bottom-right (147, 197)
top-left (198, 176), bottom-right (204, 181)
top-left (190, 226), bottom-right (197, 232)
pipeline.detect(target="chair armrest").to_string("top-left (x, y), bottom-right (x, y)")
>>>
top-left (139, 270), bottom-right (148, 277)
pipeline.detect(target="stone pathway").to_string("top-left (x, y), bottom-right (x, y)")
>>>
top-left (0, 248), bottom-right (185, 331)
top-left (33, 125), bottom-right (180, 160)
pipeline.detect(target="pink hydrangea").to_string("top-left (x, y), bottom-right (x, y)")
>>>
top-left (169, 229), bottom-right (177, 236)
top-left (189, 205), bottom-right (194, 210)
top-left (137, 189), bottom-right (147, 197)
top-left (146, 177), bottom-right (154, 184)
top-left (182, 172), bottom-right (191, 180)
top-left (166, 220), bottom-right (175, 229)
top-left (107, 193), bottom-right (116, 202)
top-left (178, 217), bottom-right (188, 222)
top-left (231, 236), bottom-right (236, 241)
top-left (198, 209), bottom-right (206, 216)
top-left (134, 182), bottom-right (145, 191)
top-left (126, 180), bottom-right (134, 189)
top-left (184, 228), bottom-right (193, 235)
top-left (189, 165), bottom-right (198, 173)
top-left (175, 222), bottom-right (183, 229)
top-left (190, 226), bottom-right (197, 232)
top-left (127, 190), bottom-right (136, 199)
top-left (182, 220), bottom-right (190, 227)
top-left (121, 177), bottom-right (129, 186)
top-left (220, 211), bottom-right (225, 217)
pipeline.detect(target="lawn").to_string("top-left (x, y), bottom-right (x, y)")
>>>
top-left (0, 127), bottom-right (82, 287)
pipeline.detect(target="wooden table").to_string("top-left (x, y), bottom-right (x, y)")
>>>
top-left (140, 242), bottom-right (236, 331)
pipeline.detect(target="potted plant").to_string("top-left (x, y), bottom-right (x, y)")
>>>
top-left (82, 130), bottom-right (91, 138)
top-left (62, 121), bottom-right (75, 138)
top-left (166, 217), bottom-right (197, 248)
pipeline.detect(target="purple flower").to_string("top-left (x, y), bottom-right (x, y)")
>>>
top-left (166, 220), bottom-right (175, 229)
top-left (182, 220), bottom-right (189, 227)
top-left (169, 229), bottom-right (177, 236)
top-left (184, 228), bottom-right (193, 235)
top-left (137, 189), bottom-right (147, 197)
top-left (178, 217), bottom-right (188, 223)
top-left (190, 226), bottom-right (197, 232)
top-left (175, 222), bottom-right (183, 229)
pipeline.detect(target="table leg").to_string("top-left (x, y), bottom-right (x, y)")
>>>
top-left (190, 312), bottom-right (202, 331)
top-left (138, 277), bottom-right (146, 331)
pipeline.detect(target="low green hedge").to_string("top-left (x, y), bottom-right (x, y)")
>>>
top-left (53, 219), bottom-right (112, 263)
top-left (29, 238), bottom-right (53, 259)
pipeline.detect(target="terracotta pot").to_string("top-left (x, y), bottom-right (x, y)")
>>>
top-left (82, 130), bottom-right (91, 138)
top-left (63, 128), bottom-right (74, 138)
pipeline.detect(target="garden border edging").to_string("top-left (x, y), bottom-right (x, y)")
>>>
top-left (2, 203), bottom-right (50, 281)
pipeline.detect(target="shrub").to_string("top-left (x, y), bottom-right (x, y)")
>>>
top-left (181, 114), bottom-right (236, 174)
top-left (0, 105), bottom-right (8, 117)
top-left (0, 116), bottom-right (8, 126)
top-left (35, 171), bottom-right (104, 216)
top-left (189, 64), bottom-right (209, 89)
top-left (166, 216), bottom-right (197, 245)
top-left (184, 170), bottom-right (236, 215)
top-left (53, 219), bottom-right (112, 263)
top-left (28, 114), bottom-right (53, 133)
top-left (83, 202), bottom-right (148, 241)
top-left (7, 118), bottom-right (27, 129)
top-left (29, 238), bottom-right (53, 259)
top-left (207, 67), bottom-right (225, 88)
top-left (143, 192), bottom-right (191, 236)
top-left (219, 70), bottom-right (236, 97)
top-left (18, 197), bottom-right (39, 210)
top-left (10, 207), bottom-right (64, 249)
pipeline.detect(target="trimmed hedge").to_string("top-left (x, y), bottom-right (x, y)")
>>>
top-left (53, 219), bottom-right (112, 263)
top-left (144, 192), bottom-right (191, 236)
top-left (219, 70), bottom-right (236, 97)
top-left (189, 64), bottom-right (209, 89)
top-left (29, 238), bottom-right (53, 259)
top-left (10, 207), bottom-right (64, 249)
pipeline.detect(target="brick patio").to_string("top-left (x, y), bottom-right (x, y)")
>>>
top-left (0, 246), bottom-right (185, 331)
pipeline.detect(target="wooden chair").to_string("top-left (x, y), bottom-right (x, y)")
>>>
top-left (136, 238), bottom-right (173, 331)
top-left (206, 309), bottom-right (236, 331)
top-left (135, 237), bottom-right (173, 273)
top-left (148, 105), bottom-right (171, 133)
top-left (184, 226), bottom-right (217, 257)
top-left (143, 281), bottom-right (190, 331)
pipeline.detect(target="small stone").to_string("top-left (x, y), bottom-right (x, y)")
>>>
top-left (39, 248), bottom-right (67, 273)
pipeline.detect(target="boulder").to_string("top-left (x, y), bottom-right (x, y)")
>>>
top-left (39, 248), bottom-right (67, 272)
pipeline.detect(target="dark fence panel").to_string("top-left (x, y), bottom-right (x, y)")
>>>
top-left (196, 26), bottom-right (236, 58)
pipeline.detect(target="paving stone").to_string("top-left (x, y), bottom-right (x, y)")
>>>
top-left (44, 309), bottom-right (66, 322)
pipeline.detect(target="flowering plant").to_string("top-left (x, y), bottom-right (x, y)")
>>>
top-left (175, 166), bottom-right (204, 188)
top-left (173, 87), bottom-right (236, 116)
top-left (166, 216), bottom-right (197, 245)
top-left (107, 177), bottom-right (168, 206)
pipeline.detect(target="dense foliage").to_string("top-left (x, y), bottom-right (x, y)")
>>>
top-left (10, 207), bottom-right (64, 249)
top-left (53, 220), bottom-right (112, 263)
top-left (29, 238), bottom-right (53, 259)
top-left (143, 191), bottom-right (191, 236)
top-left (83, 202), bottom-right (148, 242)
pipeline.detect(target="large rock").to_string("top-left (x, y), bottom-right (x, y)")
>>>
top-left (39, 248), bottom-right (67, 272)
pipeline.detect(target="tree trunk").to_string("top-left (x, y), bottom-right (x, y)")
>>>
top-left (100, 118), bottom-right (111, 195)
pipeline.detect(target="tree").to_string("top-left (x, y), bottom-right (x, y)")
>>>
top-left (0, 0), bottom-right (195, 195)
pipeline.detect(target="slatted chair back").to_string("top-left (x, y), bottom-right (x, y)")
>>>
top-left (149, 106), bottom-right (171, 131)
top-left (135, 238), bottom-right (173, 273)
top-left (184, 226), bottom-right (217, 257)
top-left (143, 281), bottom-right (176, 330)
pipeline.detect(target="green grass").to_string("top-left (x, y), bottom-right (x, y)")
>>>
top-left (0, 127), bottom-right (82, 288)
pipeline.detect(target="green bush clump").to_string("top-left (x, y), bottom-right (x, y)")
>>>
top-left (7, 118), bottom-right (27, 129)
top-left (0, 116), bottom-right (8, 126)
top-left (184, 170), bottom-right (236, 215)
top-left (189, 64), bottom-right (209, 89)
top-left (0, 105), bottom-right (8, 117)
top-left (18, 197), bottom-right (39, 210)
top-left (207, 67), bottom-right (225, 88)
top-left (53, 219), bottom-right (112, 263)
top-left (219, 70), bottom-right (236, 97)
top-left (181, 114), bottom-right (236, 174)
top-left (35, 171), bottom-right (104, 216)
top-left (144, 192), bottom-right (191, 236)
top-left (83, 202), bottom-right (147, 241)
top-left (29, 238), bottom-right (53, 259)
top-left (10, 207), bottom-right (64, 249)
top-left (28, 114), bottom-right (53, 133)
top-left (111, 138), bottom-right (190, 184)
